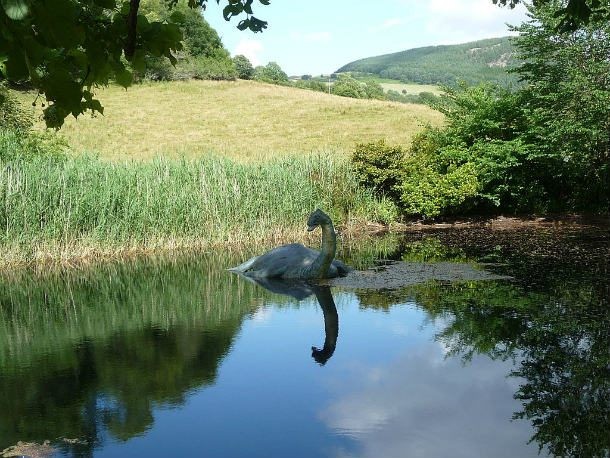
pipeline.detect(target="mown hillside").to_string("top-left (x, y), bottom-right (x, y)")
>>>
top-left (336, 37), bottom-right (518, 86)
top-left (24, 80), bottom-right (443, 161)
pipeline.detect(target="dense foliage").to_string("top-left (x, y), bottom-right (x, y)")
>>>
top-left (137, 0), bottom-right (236, 81)
top-left (352, 2), bottom-right (610, 218)
top-left (0, 0), bottom-right (269, 127)
top-left (336, 37), bottom-right (519, 87)
top-left (138, 0), bottom-right (233, 80)
top-left (0, 82), bottom-right (32, 130)
top-left (232, 54), bottom-right (254, 79)
top-left (253, 61), bottom-right (288, 84)
top-left (493, 0), bottom-right (610, 30)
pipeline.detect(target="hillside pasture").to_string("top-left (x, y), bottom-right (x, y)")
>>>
top-left (26, 80), bottom-right (443, 161)
top-left (379, 82), bottom-right (443, 95)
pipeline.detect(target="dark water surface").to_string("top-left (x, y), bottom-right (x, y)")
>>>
top-left (0, 223), bottom-right (608, 457)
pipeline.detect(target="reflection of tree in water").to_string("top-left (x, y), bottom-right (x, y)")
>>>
top-left (411, 226), bottom-right (610, 457)
top-left (0, 323), bottom-right (243, 456)
top-left (0, 253), bottom-right (272, 455)
top-left (357, 225), bottom-right (610, 457)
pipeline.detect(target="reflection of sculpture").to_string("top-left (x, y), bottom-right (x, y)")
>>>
top-left (229, 209), bottom-right (350, 279)
top-left (310, 286), bottom-right (338, 366)
top-left (235, 275), bottom-right (339, 365)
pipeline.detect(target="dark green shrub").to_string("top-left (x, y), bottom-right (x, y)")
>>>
top-left (332, 74), bottom-right (367, 99)
top-left (253, 62), bottom-right (289, 85)
top-left (351, 140), bottom-right (405, 200)
top-left (233, 55), bottom-right (254, 80)
top-left (0, 128), bottom-right (68, 162)
top-left (178, 55), bottom-right (237, 81)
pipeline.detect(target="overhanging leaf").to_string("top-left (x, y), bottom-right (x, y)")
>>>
top-left (1, 0), bottom-right (29, 20)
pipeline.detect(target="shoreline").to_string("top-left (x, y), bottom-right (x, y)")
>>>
top-left (1, 214), bottom-right (606, 273)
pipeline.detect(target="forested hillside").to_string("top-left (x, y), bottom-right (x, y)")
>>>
top-left (336, 37), bottom-right (518, 86)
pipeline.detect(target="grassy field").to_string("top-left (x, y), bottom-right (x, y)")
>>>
top-left (0, 128), bottom-right (398, 266)
top-left (379, 82), bottom-right (443, 95)
top-left (23, 80), bottom-right (443, 161)
top-left (349, 75), bottom-right (443, 96)
top-left (2, 79), bottom-right (442, 266)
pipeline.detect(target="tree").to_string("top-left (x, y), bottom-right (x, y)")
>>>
top-left (253, 61), bottom-right (288, 84)
top-left (511, 0), bottom-right (610, 210)
top-left (0, 0), bottom-right (270, 127)
top-left (493, 0), bottom-right (610, 31)
top-left (332, 74), bottom-right (366, 99)
top-left (232, 54), bottom-right (254, 79)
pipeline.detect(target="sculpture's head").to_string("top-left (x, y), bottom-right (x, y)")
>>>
top-left (307, 208), bottom-right (331, 231)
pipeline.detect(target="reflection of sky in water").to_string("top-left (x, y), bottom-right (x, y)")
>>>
top-left (95, 291), bottom-right (542, 458)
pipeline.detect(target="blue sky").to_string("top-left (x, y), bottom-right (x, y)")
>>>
top-left (204, 0), bottom-right (528, 76)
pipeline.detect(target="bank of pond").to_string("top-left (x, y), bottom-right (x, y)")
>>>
top-left (0, 223), bottom-right (608, 457)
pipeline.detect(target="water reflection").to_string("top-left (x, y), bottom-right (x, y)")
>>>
top-left (0, 252), bottom-right (274, 455)
top-left (0, 224), bottom-right (607, 457)
top-left (235, 275), bottom-right (339, 366)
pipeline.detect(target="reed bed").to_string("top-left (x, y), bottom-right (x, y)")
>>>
top-left (0, 131), bottom-right (386, 266)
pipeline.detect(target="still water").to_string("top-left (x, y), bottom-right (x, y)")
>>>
top-left (0, 223), bottom-right (608, 457)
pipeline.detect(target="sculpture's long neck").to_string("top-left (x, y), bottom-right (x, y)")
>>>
top-left (310, 222), bottom-right (336, 278)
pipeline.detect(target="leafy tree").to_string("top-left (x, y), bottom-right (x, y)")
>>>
top-left (253, 61), bottom-right (288, 84)
top-left (363, 81), bottom-right (385, 100)
top-left (232, 54), bottom-right (254, 79)
top-left (0, 0), bottom-right (269, 127)
top-left (137, 0), bottom-right (234, 81)
top-left (352, 1), bottom-right (610, 217)
top-left (511, 0), bottom-right (610, 210)
top-left (332, 74), bottom-right (367, 99)
top-left (493, 0), bottom-right (609, 31)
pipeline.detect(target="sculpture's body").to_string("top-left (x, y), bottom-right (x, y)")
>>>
top-left (229, 209), bottom-right (350, 279)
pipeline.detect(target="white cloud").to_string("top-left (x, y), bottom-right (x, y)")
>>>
top-left (422, 0), bottom-right (527, 43)
top-left (233, 38), bottom-right (264, 67)
top-left (320, 346), bottom-right (540, 458)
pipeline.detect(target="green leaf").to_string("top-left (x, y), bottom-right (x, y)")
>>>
top-left (236, 18), bottom-right (249, 30)
top-left (259, 0), bottom-right (270, 5)
top-left (243, 0), bottom-right (253, 14)
top-left (1, 0), bottom-right (29, 20)
top-left (115, 68), bottom-right (133, 88)
top-left (131, 50), bottom-right (147, 73)
top-left (169, 10), bottom-right (185, 23)
top-left (92, 0), bottom-right (115, 8)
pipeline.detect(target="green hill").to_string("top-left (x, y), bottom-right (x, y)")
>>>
top-left (336, 37), bottom-right (518, 86)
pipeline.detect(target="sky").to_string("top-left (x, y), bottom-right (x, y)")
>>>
top-left (203, 0), bottom-right (529, 76)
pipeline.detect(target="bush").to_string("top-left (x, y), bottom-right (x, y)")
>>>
top-left (294, 79), bottom-right (328, 93)
top-left (233, 55), bottom-right (254, 80)
top-left (0, 128), bottom-right (68, 162)
top-left (399, 158), bottom-right (479, 218)
top-left (332, 74), bottom-right (367, 99)
top-left (0, 84), bottom-right (33, 131)
top-left (351, 140), bottom-right (405, 200)
top-left (177, 55), bottom-right (237, 81)
top-left (363, 81), bottom-right (385, 100)
top-left (253, 62), bottom-right (289, 85)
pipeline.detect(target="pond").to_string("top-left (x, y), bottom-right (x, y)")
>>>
top-left (0, 222), bottom-right (608, 458)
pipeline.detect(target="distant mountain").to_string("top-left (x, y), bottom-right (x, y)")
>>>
top-left (336, 37), bottom-right (519, 86)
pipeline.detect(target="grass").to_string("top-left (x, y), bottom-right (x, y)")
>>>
top-left (349, 74), bottom-right (443, 95)
top-left (20, 80), bottom-right (443, 161)
top-left (3, 79), bottom-right (442, 265)
top-left (379, 82), bottom-right (443, 95)
top-left (0, 128), bottom-right (396, 266)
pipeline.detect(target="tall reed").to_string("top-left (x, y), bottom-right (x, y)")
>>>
top-left (0, 130), bottom-right (386, 264)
